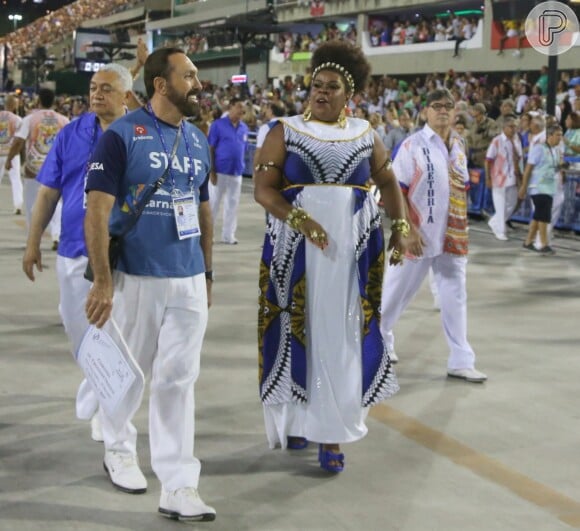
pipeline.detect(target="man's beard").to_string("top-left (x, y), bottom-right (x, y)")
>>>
top-left (166, 84), bottom-right (199, 117)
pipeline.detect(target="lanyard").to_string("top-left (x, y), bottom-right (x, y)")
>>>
top-left (146, 103), bottom-right (196, 191)
top-left (545, 143), bottom-right (559, 170)
top-left (85, 115), bottom-right (100, 172)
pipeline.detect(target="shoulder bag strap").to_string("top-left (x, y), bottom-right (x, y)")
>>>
top-left (118, 125), bottom-right (182, 238)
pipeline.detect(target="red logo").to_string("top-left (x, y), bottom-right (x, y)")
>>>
top-left (134, 125), bottom-right (147, 136)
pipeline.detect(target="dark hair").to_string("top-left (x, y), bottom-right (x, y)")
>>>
top-left (567, 111), bottom-right (580, 129)
top-left (454, 112), bottom-right (469, 127)
top-left (503, 115), bottom-right (518, 126)
top-left (144, 47), bottom-right (186, 99)
top-left (229, 97), bottom-right (242, 107)
top-left (38, 88), bottom-right (55, 108)
top-left (425, 88), bottom-right (454, 106)
top-left (310, 40), bottom-right (370, 95)
top-left (270, 102), bottom-right (286, 118)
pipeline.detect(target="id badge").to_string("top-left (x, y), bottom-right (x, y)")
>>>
top-left (173, 194), bottom-right (200, 240)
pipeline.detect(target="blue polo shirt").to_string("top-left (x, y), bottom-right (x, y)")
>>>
top-left (36, 112), bottom-right (102, 258)
top-left (207, 115), bottom-right (248, 175)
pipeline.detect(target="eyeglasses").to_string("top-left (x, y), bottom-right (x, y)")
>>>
top-left (429, 103), bottom-right (455, 111)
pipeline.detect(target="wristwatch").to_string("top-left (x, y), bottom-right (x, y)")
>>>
top-left (205, 270), bottom-right (214, 281)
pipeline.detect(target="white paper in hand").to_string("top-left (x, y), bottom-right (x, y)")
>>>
top-left (76, 325), bottom-right (139, 418)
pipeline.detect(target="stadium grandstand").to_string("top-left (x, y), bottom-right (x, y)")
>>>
top-left (1, 0), bottom-right (579, 90)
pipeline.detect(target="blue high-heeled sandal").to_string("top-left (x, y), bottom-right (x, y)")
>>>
top-left (287, 436), bottom-right (309, 450)
top-left (318, 444), bottom-right (345, 473)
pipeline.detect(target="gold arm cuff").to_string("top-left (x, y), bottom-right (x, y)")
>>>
top-left (254, 161), bottom-right (281, 173)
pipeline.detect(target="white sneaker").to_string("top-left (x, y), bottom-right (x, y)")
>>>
top-left (159, 487), bottom-right (216, 522)
top-left (447, 368), bottom-right (487, 383)
top-left (388, 351), bottom-right (399, 364)
top-left (488, 220), bottom-right (508, 241)
top-left (90, 414), bottom-right (103, 442)
top-left (103, 451), bottom-right (147, 494)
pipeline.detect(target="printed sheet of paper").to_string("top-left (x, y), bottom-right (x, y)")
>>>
top-left (76, 325), bottom-right (138, 417)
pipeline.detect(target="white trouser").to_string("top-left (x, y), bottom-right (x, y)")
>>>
top-left (209, 173), bottom-right (242, 242)
top-left (55, 255), bottom-right (99, 419)
top-left (428, 267), bottom-right (440, 309)
top-left (0, 155), bottom-right (23, 210)
top-left (24, 178), bottom-right (61, 241)
top-left (380, 254), bottom-right (476, 370)
top-left (489, 185), bottom-right (518, 238)
top-left (100, 272), bottom-right (208, 491)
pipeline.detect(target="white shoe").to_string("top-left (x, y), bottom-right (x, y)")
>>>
top-left (103, 451), bottom-right (147, 494)
top-left (159, 487), bottom-right (216, 522)
top-left (388, 351), bottom-right (399, 364)
top-left (90, 414), bottom-right (103, 442)
top-left (447, 368), bottom-right (487, 383)
top-left (488, 221), bottom-right (508, 241)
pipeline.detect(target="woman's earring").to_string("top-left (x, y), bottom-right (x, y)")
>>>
top-left (303, 105), bottom-right (312, 122)
top-left (338, 106), bottom-right (347, 128)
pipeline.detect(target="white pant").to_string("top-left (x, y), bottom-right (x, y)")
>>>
top-left (100, 272), bottom-right (208, 490)
top-left (428, 267), bottom-right (440, 309)
top-left (489, 185), bottom-right (518, 238)
top-left (380, 254), bottom-right (476, 370)
top-left (55, 255), bottom-right (98, 419)
top-left (0, 155), bottom-right (23, 210)
top-left (24, 178), bottom-right (61, 241)
top-left (209, 173), bottom-right (242, 242)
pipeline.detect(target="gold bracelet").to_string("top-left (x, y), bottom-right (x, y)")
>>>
top-left (285, 207), bottom-right (310, 231)
top-left (391, 219), bottom-right (410, 237)
top-left (254, 161), bottom-right (280, 172)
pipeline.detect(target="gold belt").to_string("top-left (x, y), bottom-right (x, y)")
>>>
top-left (281, 183), bottom-right (371, 192)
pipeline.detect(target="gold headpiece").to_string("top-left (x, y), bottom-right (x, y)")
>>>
top-left (312, 62), bottom-right (355, 94)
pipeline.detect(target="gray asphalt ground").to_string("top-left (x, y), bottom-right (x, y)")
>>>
top-left (1, 178), bottom-right (580, 531)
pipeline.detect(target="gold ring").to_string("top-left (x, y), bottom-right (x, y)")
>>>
top-left (392, 249), bottom-right (401, 259)
top-left (310, 230), bottom-right (319, 239)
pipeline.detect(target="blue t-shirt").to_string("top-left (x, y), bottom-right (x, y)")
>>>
top-left (86, 108), bottom-right (210, 278)
top-left (36, 112), bottom-right (103, 258)
top-left (207, 115), bottom-right (248, 175)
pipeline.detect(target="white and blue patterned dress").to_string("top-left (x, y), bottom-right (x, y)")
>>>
top-left (258, 115), bottom-right (398, 448)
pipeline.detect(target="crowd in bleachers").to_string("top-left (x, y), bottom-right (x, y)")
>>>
top-left (368, 14), bottom-right (481, 48)
top-left (276, 23), bottom-right (357, 60)
top-left (4, 65), bottom-right (578, 142)
top-left (157, 34), bottom-right (210, 56)
top-left (0, 0), bottom-right (141, 60)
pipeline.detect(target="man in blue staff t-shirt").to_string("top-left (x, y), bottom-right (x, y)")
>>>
top-left (84, 47), bottom-right (216, 522)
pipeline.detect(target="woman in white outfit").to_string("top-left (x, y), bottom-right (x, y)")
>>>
top-left (254, 41), bottom-right (414, 473)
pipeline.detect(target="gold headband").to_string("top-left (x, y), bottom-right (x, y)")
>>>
top-left (312, 61), bottom-right (355, 94)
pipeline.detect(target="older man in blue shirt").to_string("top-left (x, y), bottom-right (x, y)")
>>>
top-left (208, 97), bottom-right (248, 244)
top-left (21, 63), bottom-right (138, 440)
